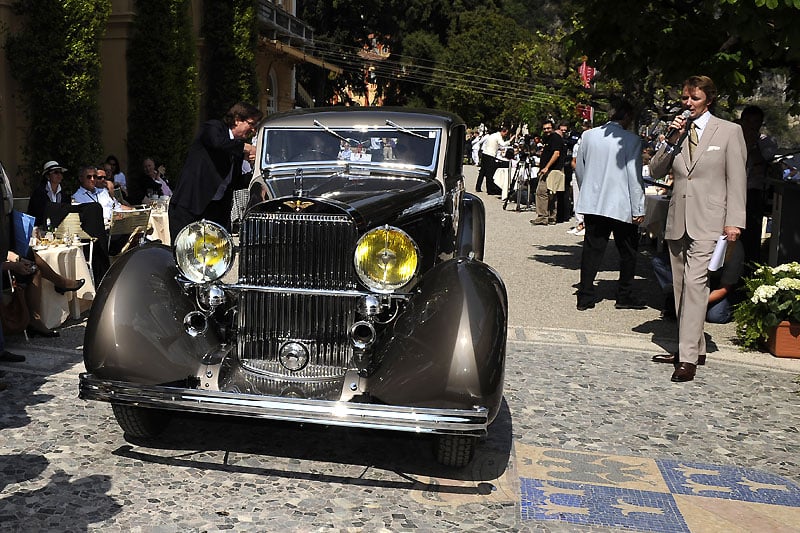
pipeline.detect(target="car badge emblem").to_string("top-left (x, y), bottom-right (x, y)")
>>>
top-left (278, 341), bottom-right (310, 372)
top-left (283, 200), bottom-right (314, 211)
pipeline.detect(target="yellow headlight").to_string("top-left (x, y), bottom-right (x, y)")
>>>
top-left (174, 220), bottom-right (234, 283)
top-left (354, 226), bottom-right (419, 292)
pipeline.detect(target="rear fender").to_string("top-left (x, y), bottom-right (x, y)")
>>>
top-left (83, 244), bottom-right (220, 383)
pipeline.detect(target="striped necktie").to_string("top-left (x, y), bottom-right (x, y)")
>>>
top-left (689, 122), bottom-right (698, 161)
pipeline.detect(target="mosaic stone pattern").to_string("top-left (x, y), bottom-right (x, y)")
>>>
top-left (519, 445), bottom-right (800, 532)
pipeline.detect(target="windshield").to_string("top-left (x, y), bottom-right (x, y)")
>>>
top-left (260, 127), bottom-right (442, 171)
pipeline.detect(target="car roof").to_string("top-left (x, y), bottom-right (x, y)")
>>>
top-left (260, 107), bottom-right (463, 130)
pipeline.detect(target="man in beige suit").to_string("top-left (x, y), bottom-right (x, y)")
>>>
top-left (649, 75), bottom-right (747, 382)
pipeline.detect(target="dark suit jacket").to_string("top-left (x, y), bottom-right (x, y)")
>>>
top-left (170, 119), bottom-right (246, 218)
top-left (27, 180), bottom-right (71, 227)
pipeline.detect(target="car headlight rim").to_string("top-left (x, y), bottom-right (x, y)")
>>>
top-left (354, 225), bottom-right (419, 293)
top-left (174, 220), bottom-right (235, 284)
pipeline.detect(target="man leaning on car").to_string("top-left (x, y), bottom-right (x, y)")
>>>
top-left (168, 102), bottom-right (263, 242)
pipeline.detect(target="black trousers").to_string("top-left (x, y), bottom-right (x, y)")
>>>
top-left (577, 214), bottom-right (639, 306)
top-left (742, 187), bottom-right (764, 265)
top-left (476, 153), bottom-right (501, 192)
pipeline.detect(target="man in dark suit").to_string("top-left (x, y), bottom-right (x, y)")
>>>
top-left (649, 75), bottom-right (747, 382)
top-left (169, 102), bottom-right (262, 241)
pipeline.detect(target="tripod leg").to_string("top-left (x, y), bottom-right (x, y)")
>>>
top-left (503, 164), bottom-right (520, 210)
top-left (515, 163), bottom-right (526, 211)
top-left (503, 175), bottom-right (514, 210)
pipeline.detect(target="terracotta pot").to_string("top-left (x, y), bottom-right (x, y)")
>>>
top-left (766, 321), bottom-right (800, 358)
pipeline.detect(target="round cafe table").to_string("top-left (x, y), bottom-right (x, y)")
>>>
top-left (28, 244), bottom-right (96, 331)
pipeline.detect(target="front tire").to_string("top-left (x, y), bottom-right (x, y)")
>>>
top-left (434, 434), bottom-right (476, 468)
top-left (111, 403), bottom-right (171, 439)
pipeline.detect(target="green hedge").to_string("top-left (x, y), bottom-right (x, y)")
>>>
top-left (126, 0), bottom-right (198, 197)
top-left (5, 0), bottom-right (110, 193)
top-left (202, 0), bottom-right (259, 119)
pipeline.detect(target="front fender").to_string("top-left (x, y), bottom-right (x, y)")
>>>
top-left (83, 244), bottom-right (220, 384)
top-left (369, 258), bottom-right (507, 421)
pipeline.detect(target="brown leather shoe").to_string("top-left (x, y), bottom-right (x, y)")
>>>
top-left (652, 353), bottom-right (706, 366)
top-left (671, 362), bottom-right (697, 382)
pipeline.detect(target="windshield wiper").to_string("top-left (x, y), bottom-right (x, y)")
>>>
top-left (385, 119), bottom-right (427, 139)
top-left (312, 119), bottom-right (362, 146)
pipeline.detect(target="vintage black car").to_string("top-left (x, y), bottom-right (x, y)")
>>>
top-left (79, 107), bottom-right (507, 467)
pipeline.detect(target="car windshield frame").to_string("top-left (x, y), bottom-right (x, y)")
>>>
top-left (259, 126), bottom-right (443, 173)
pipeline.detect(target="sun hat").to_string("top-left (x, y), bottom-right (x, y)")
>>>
top-left (42, 160), bottom-right (67, 176)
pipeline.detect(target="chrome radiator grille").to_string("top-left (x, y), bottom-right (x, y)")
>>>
top-left (236, 212), bottom-right (359, 379)
top-left (238, 212), bottom-right (358, 289)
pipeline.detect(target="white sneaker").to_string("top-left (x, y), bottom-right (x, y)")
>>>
top-left (575, 228), bottom-right (585, 236)
top-left (566, 227), bottom-right (577, 234)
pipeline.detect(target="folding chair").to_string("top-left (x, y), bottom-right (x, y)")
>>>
top-left (13, 197), bottom-right (30, 213)
top-left (54, 212), bottom-right (96, 284)
top-left (108, 208), bottom-right (151, 255)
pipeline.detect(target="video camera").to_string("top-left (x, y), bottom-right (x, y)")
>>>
top-left (516, 134), bottom-right (538, 161)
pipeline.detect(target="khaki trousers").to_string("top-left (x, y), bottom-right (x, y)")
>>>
top-left (668, 234), bottom-right (715, 365)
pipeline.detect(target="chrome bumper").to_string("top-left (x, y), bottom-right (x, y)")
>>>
top-left (79, 373), bottom-right (489, 436)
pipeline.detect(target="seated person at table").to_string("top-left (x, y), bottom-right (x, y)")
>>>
top-left (72, 165), bottom-right (138, 255)
top-left (2, 166), bottom-right (84, 338)
top-left (143, 157), bottom-right (172, 197)
top-left (72, 165), bottom-right (134, 224)
top-left (95, 165), bottom-right (119, 198)
top-left (652, 239), bottom-right (744, 323)
top-left (27, 161), bottom-right (112, 279)
top-left (126, 158), bottom-right (172, 205)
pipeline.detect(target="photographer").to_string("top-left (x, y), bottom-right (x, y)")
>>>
top-left (531, 119), bottom-right (566, 225)
top-left (475, 125), bottom-right (510, 194)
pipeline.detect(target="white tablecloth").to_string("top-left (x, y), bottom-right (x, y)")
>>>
top-left (30, 244), bottom-right (96, 330)
top-left (492, 160), bottom-right (515, 200)
top-left (149, 211), bottom-right (170, 245)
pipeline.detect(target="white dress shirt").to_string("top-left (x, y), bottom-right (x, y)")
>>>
top-left (73, 186), bottom-right (117, 224)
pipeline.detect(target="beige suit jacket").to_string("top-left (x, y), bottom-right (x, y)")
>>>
top-left (650, 115), bottom-right (747, 241)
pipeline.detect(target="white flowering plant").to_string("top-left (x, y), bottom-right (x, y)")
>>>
top-left (734, 262), bottom-right (800, 349)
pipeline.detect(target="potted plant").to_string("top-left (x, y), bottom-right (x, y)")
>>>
top-left (734, 262), bottom-right (800, 357)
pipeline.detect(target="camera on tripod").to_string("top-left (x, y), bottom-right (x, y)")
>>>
top-left (516, 134), bottom-right (537, 161)
top-left (503, 135), bottom-right (537, 212)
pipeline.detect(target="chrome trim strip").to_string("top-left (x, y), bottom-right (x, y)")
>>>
top-left (79, 374), bottom-right (488, 436)
top-left (223, 284), bottom-right (412, 299)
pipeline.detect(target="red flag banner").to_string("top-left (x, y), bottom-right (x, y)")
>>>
top-left (578, 61), bottom-right (596, 88)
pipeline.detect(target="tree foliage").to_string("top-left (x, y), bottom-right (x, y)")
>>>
top-left (5, 0), bottom-right (110, 190)
top-left (569, 0), bottom-right (800, 113)
top-left (202, 0), bottom-right (259, 118)
top-left (296, 0), bottom-right (591, 127)
top-left (127, 0), bottom-right (198, 192)
top-left (433, 8), bottom-right (530, 125)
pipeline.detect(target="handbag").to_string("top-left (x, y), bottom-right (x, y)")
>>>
top-left (0, 281), bottom-right (30, 334)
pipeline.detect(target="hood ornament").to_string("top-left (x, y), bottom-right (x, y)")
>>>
top-left (293, 168), bottom-right (304, 197)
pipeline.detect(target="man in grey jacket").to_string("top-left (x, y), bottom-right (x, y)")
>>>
top-left (575, 99), bottom-right (646, 311)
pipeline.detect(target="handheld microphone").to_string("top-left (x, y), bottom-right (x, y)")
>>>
top-left (665, 110), bottom-right (692, 139)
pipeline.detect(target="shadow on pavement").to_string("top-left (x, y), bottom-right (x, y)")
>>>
top-left (109, 398), bottom-right (514, 491)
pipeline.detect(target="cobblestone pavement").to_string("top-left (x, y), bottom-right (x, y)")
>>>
top-left (1, 166), bottom-right (798, 532)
